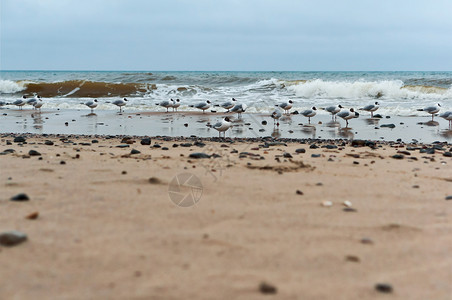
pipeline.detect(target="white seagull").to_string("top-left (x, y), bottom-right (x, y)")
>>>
top-left (33, 98), bottom-right (44, 111)
top-left (277, 100), bottom-right (293, 114)
top-left (218, 98), bottom-right (237, 112)
top-left (156, 99), bottom-right (173, 112)
top-left (301, 106), bottom-right (317, 123)
top-left (337, 108), bottom-right (359, 127)
top-left (13, 96), bottom-right (27, 109)
top-left (360, 101), bottom-right (380, 117)
top-left (417, 103), bottom-right (441, 121)
top-left (171, 99), bottom-right (181, 112)
top-left (112, 98), bottom-right (128, 113)
top-left (230, 103), bottom-right (247, 118)
top-left (271, 108), bottom-right (283, 127)
top-left (85, 99), bottom-right (98, 113)
top-left (211, 117), bottom-right (232, 137)
top-left (323, 104), bottom-right (343, 120)
top-left (439, 111), bottom-right (452, 127)
top-left (190, 100), bottom-right (211, 113)
top-left (27, 95), bottom-right (41, 108)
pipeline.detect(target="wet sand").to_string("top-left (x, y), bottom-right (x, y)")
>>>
top-left (1, 108), bottom-right (451, 143)
top-left (0, 134), bottom-right (451, 299)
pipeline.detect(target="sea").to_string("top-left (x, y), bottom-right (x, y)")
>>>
top-left (0, 71), bottom-right (451, 115)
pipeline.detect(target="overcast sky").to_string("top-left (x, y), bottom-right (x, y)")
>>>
top-left (1, 0), bottom-right (451, 71)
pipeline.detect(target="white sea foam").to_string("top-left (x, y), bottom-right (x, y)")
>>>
top-left (0, 80), bottom-right (27, 94)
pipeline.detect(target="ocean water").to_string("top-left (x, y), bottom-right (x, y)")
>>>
top-left (0, 71), bottom-right (451, 115)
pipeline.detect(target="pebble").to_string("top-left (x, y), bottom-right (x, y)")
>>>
top-left (445, 195), bottom-right (452, 200)
top-left (296, 190), bottom-right (304, 195)
top-left (345, 255), bottom-right (360, 262)
top-left (44, 140), bottom-right (54, 145)
top-left (321, 201), bottom-right (333, 207)
top-left (295, 148), bottom-right (306, 153)
top-left (381, 124), bottom-right (396, 128)
top-left (130, 149), bottom-right (141, 155)
top-left (443, 152), bottom-right (452, 157)
top-left (189, 152), bottom-right (211, 159)
top-left (0, 231), bottom-right (28, 246)
top-left (13, 136), bottom-right (26, 143)
top-left (343, 207), bottom-right (357, 212)
top-left (149, 177), bottom-right (161, 184)
top-left (360, 237), bottom-right (374, 244)
top-left (375, 283), bottom-right (393, 293)
top-left (26, 212), bottom-right (39, 220)
top-left (392, 154), bottom-right (404, 159)
top-left (28, 150), bottom-right (41, 156)
top-left (180, 143), bottom-right (193, 147)
top-left (10, 193), bottom-right (30, 202)
top-left (311, 154), bottom-right (321, 158)
top-left (259, 282), bottom-right (277, 294)
top-left (140, 138), bottom-right (151, 145)
top-left (116, 144), bottom-right (130, 148)
top-left (343, 201), bottom-right (352, 207)
top-left (283, 152), bottom-right (293, 158)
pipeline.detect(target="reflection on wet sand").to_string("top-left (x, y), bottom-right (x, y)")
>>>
top-left (364, 118), bottom-right (380, 125)
top-left (339, 128), bottom-right (355, 139)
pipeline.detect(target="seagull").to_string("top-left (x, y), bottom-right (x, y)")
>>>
top-left (156, 99), bottom-right (173, 112)
top-left (230, 103), bottom-right (247, 118)
top-left (112, 98), bottom-right (128, 113)
top-left (27, 95), bottom-right (40, 108)
top-left (360, 101), bottom-right (380, 117)
top-left (439, 111), bottom-right (452, 127)
top-left (190, 100), bottom-right (211, 113)
top-left (337, 108), bottom-right (359, 127)
top-left (417, 103), bottom-right (441, 121)
top-left (211, 117), bottom-right (232, 137)
top-left (271, 108), bottom-right (283, 127)
top-left (323, 104), bottom-right (343, 120)
top-left (277, 100), bottom-right (293, 114)
top-left (13, 96), bottom-right (27, 109)
top-left (218, 98), bottom-right (237, 112)
top-left (85, 99), bottom-right (98, 113)
top-left (33, 98), bottom-right (44, 112)
top-left (301, 106), bottom-right (317, 123)
top-left (171, 99), bottom-right (181, 112)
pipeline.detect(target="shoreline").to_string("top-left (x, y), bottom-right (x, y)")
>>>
top-left (1, 108), bottom-right (451, 143)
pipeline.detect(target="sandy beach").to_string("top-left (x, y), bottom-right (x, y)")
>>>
top-left (1, 133), bottom-right (451, 299)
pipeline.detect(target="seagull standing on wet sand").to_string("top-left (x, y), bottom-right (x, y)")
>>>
top-left (277, 100), bottom-right (293, 114)
top-left (360, 102), bottom-right (379, 117)
top-left (113, 98), bottom-right (128, 113)
top-left (301, 107), bottom-right (317, 123)
top-left (230, 103), bottom-right (247, 118)
top-left (271, 108), bottom-right (283, 127)
top-left (218, 98), bottom-right (237, 112)
top-left (323, 104), bottom-right (343, 120)
top-left (13, 96), bottom-right (27, 109)
top-left (417, 103), bottom-right (441, 121)
top-left (439, 111), bottom-right (452, 127)
top-left (211, 117), bottom-right (232, 137)
top-left (190, 100), bottom-right (211, 113)
top-left (33, 98), bottom-right (44, 112)
top-left (337, 108), bottom-right (359, 127)
top-left (156, 100), bottom-right (173, 112)
top-left (85, 99), bottom-right (98, 113)
top-left (27, 95), bottom-right (41, 108)
top-left (171, 99), bottom-right (181, 112)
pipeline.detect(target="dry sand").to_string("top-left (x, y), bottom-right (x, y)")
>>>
top-left (0, 134), bottom-right (451, 299)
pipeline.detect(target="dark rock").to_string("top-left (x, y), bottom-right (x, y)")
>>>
top-left (153, 144), bottom-right (161, 148)
top-left (172, 143), bottom-right (179, 147)
top-left (381, 124), bottom-right (395, 128)
top-left (324, 145), bottom-right (338, 149)
top-left (116, 144), bottom-right (130, 148)
top-left (44, 140), bottom-right (54, 145)
top-left (309, 144), bottom-right (319, 149)
top-left (351, 140), bottom-right (366, 147)
top-left (180, 143), bottom-right (193, 147)
top-left (445, 195), bottom-right (452, 200)
top-left (0, 231), bottom-right (28, 247)
top-left (343, 207), bottom-right (357, 212)
top-left (375, 283), bottom-right (393, 293)
top-left (162, 147), bottom-right (169, 150)
top-left (311, 154), bottom-right (321, 158)
top-left (3, 149), bottom-right (15, 153)
top-left (295, 148), bottom-right (306, 153)
top-left (149, 177), bottom-right (161, 184)
top-left (392, 154), bottom-right (404, 159)
top-left (443, 152), bottom-right (452, 157)
top-left (10, 193), bottom-right (30, 202)
top-left (283, 152), bottom-right (293, 158)
top-left (140, 138), bottom-right (151, 145)
top-left (80, 143), bottom-right (91, 146)
top-left (397, 150), bottom-right (410, 155)
top-left (261, 120), bottom-right (267, 125)
top-left (259, 282), bottom-right (277, 294)
top-left (130, 149), bottom-right (141, 155)
top-left (13, 136), bottom-right (26, 143)
top-left (60, 161), bottom-right (66, 165)
top-left (296, 190), bottom-right (303, 195)
top-left (189, 152), bottom-right (211, 159)
top-left (194, 141), bottom-right (206, 147)
top-left (28, 150), bottom-right (41, 156)
top-left (373, 114), bottom-right (383, 118)
top-left (360, 237), bottom-right (374, 244)
top-left (92, 140), bottom-right (99, 143)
